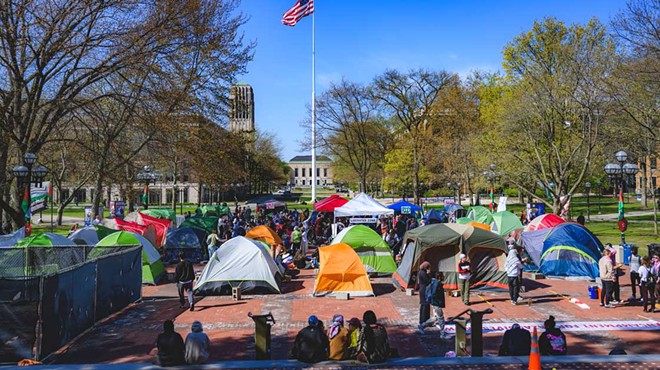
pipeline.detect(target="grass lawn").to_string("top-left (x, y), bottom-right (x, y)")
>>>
top-left (585, 221), bottom-right (659, 256)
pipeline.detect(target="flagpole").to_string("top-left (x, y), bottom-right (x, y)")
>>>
top-left (311, 7), bottom-right (317, 203)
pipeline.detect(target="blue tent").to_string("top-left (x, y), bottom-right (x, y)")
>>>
top-left (522, 223), bottom-right (603, 280)
top-left (165, 227), bottom-right (207, 263)
top-left (424, 209), bottom-right (445, 224)
top-left (443, 203), bottom-right (464, 214)
top-left (387, 201), bottom-right (422, 215)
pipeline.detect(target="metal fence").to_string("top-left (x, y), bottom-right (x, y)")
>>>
top-left (0, 245), bottom-right (142, 363)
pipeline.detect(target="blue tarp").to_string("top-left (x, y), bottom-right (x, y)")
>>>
top-left (387, 201), bottom-right (422, 214)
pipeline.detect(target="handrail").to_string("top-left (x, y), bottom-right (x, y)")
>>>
top-left (447, 308), bottom-right (493, 322)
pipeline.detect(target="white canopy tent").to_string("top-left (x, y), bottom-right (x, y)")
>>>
top-left (334, 193), bottom-right (394, 218)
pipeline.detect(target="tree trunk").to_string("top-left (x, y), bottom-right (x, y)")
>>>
top-left (413, 138), bottom-right (420, 205)
top-left (91, 172), bottom-right (104, 217)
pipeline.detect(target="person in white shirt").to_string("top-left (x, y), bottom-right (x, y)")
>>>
top-left (638, 256), bottom-right (656, 313)
top-left (206, 229), bottom-right (220, 259)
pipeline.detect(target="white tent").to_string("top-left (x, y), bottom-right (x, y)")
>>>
top-left (334, 192), bottom-right (394, 218)
top-left (194, 236), bottom-right (281, 295)
top-left (68, 226), bottom-right (101, 245)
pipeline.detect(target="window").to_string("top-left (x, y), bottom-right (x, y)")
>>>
top-left (309, 168), bottom-right (312, 176)
top-left (302, 168), bottom-right (305, 177)
top-left (295, 168), bottom-right (299, 177)
top-left (302, 179), bottom-right (305, 185)
top-left (323, 168), bottom-right (327, 177)
top-left (317, 168), bottom-right (320, 177)
top-left (317, 179), bottom-right (320, 185)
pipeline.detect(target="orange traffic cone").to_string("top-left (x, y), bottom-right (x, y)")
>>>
top-left (529, 326), bottom-right (541, 370)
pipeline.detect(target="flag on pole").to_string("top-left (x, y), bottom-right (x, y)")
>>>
top-left (282, 0), bottom-right (314, 26)
top-left (21, 187), bottom-right (31, 221)
top-left (617, 187), bottom-right (624, 221)
top-left (142, 186), bottom-right (149, 208)
top-left (489, 186), bottom-right (495, 212)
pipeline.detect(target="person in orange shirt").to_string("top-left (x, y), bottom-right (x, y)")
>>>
top-left (326, 315), bottom-right (349, 360)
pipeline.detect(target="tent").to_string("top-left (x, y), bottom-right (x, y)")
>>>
top-left (197, 205), bottom-right (232, 217)
top-left (334, 193), bottom-right (394, 218)
top-left (387, 201), bottom-right (422, 215)
top-left (444, 204), bottom-right (466, 217)
top-left (490, 211), bottom-right (524, 236)
top-left (467, 206), bottom-right (493, 225)
top-left (194, 236), bottom-right (281, 295)
top-left (179, 216), bottom-right (219, 235)
top-left (313, 243), bottom-right (374, 297)
top-left (121, 212), bottom-right (169, 246)
top-left (96, 231), bottom-right (165, 285)
top-left (424, 209), bottom-right (444, 224)
top-left (393, 223), bottom-right (508, 291)
top-left (0, 227), bottom-right (25, 247)
top-left (165, 227), bottom-right (206, 263)
top-left (68, 225), bottom-right (116, 245)
top-left (314, 195), bottom-right (349, 213)
top-left (456, 217), bottom-right (472, 225)
top-left (115, 218), bottom-right (159, 247)
top-left (245, 225), bottom-right (282, 246)
top-left (16, 232), bottom-right (73, 247)
top-left (521, 223), bottom-right (603, 280)
top-left (330, 225), bottom-right (397, 275)
top-left (467, 221), bottom-right (490, 231)
top-left (524, 213), bottom-right (565, 232)
top-left (140, 208), bottom-right (177, 224)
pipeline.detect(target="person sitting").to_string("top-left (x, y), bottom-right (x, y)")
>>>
top-left (356, 310), bottom-right (389, 364)
top-left (289, 315), bottom-right (329, 363)
top-left (539, 316), bottom-right (567, 356)
top-left (498, 323), bottom-right (531, 356)
top-left (156, 320), bottom-right (185, 366)
top-left (184, 320), bottom-right (211, 364)
top-left (326, 314), bottom-right (349, 361)
top-left (346, 317), bottom-right (362, 360)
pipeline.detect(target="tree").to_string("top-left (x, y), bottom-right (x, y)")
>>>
top-left (313, 79), bottom-right (390, 192)
top-left (373, 69), bottom-right (457, 205)
top-left (486, 17), bottom-right (617, 214)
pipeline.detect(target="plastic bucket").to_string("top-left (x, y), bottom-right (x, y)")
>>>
top-left (590, 286), bottom-right (599, 299)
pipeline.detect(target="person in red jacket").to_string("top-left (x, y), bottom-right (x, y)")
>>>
top-left (458, 254), bottom-right (471, 305)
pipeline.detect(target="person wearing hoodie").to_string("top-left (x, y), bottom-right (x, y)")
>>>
top-left (290, 315), bottom-right (329, 363)
top-left (506, 247), bottom-right (524, 305)
top-left (185, 321), bottom-right (211, 364)
top-left (326, 314), bottom-right (349, 360)
top-left (539, 315), bottom-right (567, 355)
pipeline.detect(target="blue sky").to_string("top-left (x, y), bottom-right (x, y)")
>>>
top-left (235, 1), bottom-right (626, 161)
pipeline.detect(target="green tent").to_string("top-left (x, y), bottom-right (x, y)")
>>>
top-left (456, 217), bottom-right (472, 225)
top-left (179, 216), bottom-right (219, 235)
top-left (393, 223), bottom-right (508, 291)
top-left (197, 205), bottom-right (232, 217)
top-left (12, 233), bottom-right (75, 275)
top-left (490, 211), bottom-right (524, 236)
top-left (141, 208), bottom-right (177, 224)
top-left (96, 231), bottom-right (165, 285)
top-left (330, 225), bottom-right (397, 275)
top-left (16, 233), bottom-right (73, 247)
top-left (68, 225), bottom-right (116, 245)
top-left (467, 206), bottom-right (493, 225)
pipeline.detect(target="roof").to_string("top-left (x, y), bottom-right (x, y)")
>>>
top-left (234, 80), bottom-right (251, 86)
top-left (288, 155), bottom-right (332, 163)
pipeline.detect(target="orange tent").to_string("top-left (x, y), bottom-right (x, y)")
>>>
top-left (313, 243), bottom-right (374, 297)
top-left (246, 225), bottom-right (283, 246)
top-left (468, 221), bottom-right (491, 231)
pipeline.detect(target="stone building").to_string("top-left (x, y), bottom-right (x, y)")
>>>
top-left (228, 81), bottom-right (255, 136)
top-left (288, 155), bottom-right (333, 187)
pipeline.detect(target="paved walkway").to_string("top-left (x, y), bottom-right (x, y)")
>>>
top-left (588, 210), bottom-right (658, 222)
top-left (49, 265), bottom-right (660, 366)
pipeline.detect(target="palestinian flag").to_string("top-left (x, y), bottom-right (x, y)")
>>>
top-left (489, 186), bottom-right (495, 212)
top-left (142, 186), bottom-right (148, 208)
top-left (21, 187), bottom-right (31, 221)
top-left (617, 187), bottom-right (624, 221)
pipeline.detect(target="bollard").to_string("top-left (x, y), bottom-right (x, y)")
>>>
top-left (454, 318), bottom-right (468, 357)
top-left (248, 312), bottom-right (276, 360)
top-left (468, 308), bottom-right (493, 357)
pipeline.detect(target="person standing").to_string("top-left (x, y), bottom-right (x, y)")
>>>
top-left (599, 249), bottom-right (615, 308)
top-left (417, 261), bottom-right (432, 327)
top-left (419, 271), bottom-right (450, 339)
top-left (175, 252), bottom-right (195, 311)
top-left (291, 226), bottom-right (302, 254)
top-left (185, 321), bottom-right (211, 364)
top-left (652, 254), bottom-right (660, 307)
top-left (506, 247), bottom-right (523, 305)
top-left (156, 320), bottom-right (185, 366)
top-left (458, 254), bottom-right (471, 305)
top-left (639, 256), bottom-right (656, 313)
top-left (628, 247), bottom-right (642, 300)
top-left (206, 229), bottom-right (220, 259)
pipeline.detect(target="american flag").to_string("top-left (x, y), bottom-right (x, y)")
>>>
top-left (282, 0), bottom-right (314, 26)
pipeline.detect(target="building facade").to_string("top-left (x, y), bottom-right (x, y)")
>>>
top-left (228, 81), bottom-right (255, 136)
top-left (288, 155), bottom-right (333, 187)
top-left (635, 154), bottom-right (659, 195)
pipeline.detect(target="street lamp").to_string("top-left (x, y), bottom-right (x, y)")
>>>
top-left (483, 164), bottom-right (498, 211)
top-left (137, 165), bottom-right (158, 210)
top-left (603, 150), bottom-right (639, 245)
top-left (12, 153), bottom-right (48, 231)
top-left (585, 182), bottom-right (591, 222)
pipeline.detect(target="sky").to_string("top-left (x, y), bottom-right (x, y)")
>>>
top-left (235, 0), bottom-right (627, 161)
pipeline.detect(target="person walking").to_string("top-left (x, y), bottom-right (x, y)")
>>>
top-left (418, 271), bottom-right (450, 339)
top-left (206, 229), bottom-right (220, 259)
top-left (539, 315), bottom-right (567, 355)
top-left (175, 252), bottom-right (196, 311)
top-left (639, 256), bottom-right (656, 313)
top-left (458, 254), bottom-right (471, 305)
top-left (417, 261), bottom-right (432, 326)
top-left (628, 247), bottom-right (641, 300)
top-left (185, 321), bottom-right (211, 364)
top-left (506, 247), bottom-right (523, 305)
top-left (599, 249), bottom-right (615, 308)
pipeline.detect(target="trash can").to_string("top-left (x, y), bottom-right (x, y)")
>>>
top-left (248, 312), bottom-right (276, 360)
top-left (588, 285), bottom-right (599, 299)
top-left (622, 244), bottom-right (632, 266)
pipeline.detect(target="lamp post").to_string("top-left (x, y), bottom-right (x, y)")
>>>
top-left (596, 181), bottom-right (602, 214)
top-left (585, 182), bottom-right (591, 222)
top-left (137, 165), bottom-right (158, 210)
top-left (12, 153), bottom-right (48, 232)
top-left (447, 182), bottom-right (462, 205)
top-left (483, 163), bottom-right (498, 212)
top-left (603, 150), bottom-right (639, 245)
